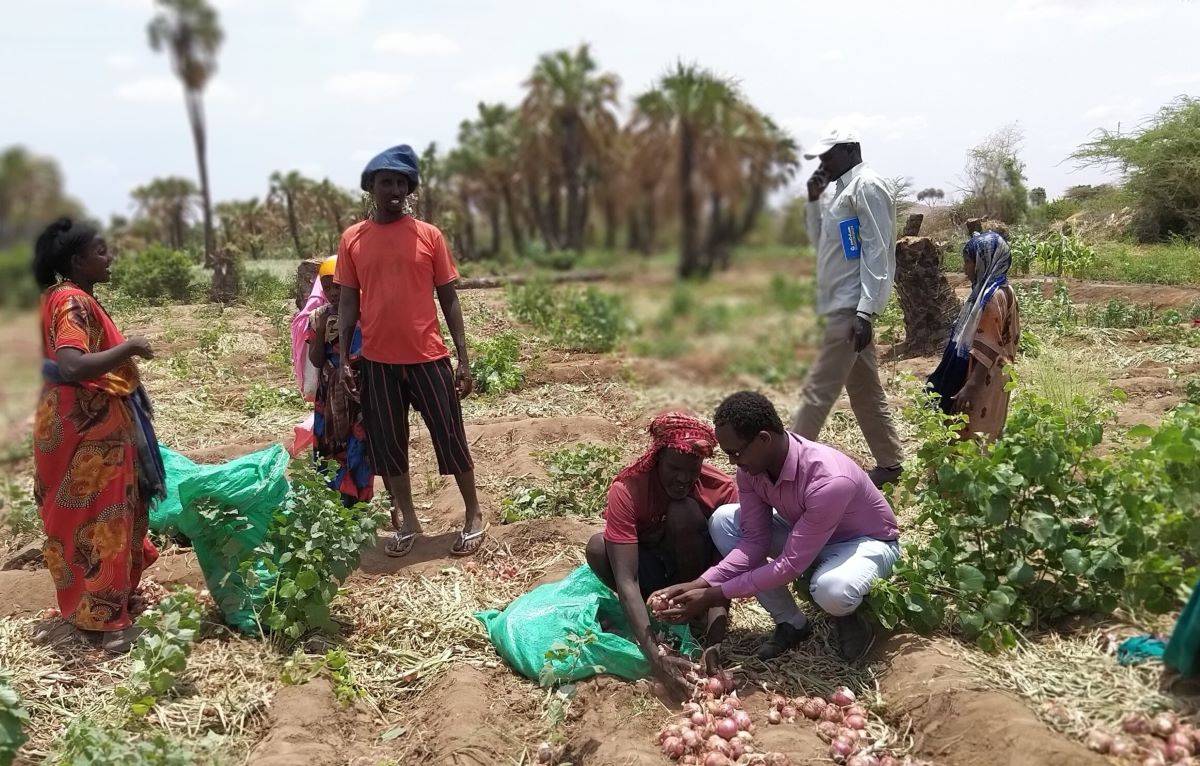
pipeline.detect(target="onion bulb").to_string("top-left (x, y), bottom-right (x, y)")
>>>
top-left (816, 721), bottom-right (841, 741)
top-left (781, 705), bottom-right (798, 721)
top-left (830, 735), bottom-right (858, 761)
top-left (845, 705), bottom-right (868, 719)
top-left (661, 736), bottom-right (685, 759)
top-left (703, 754), bottom-right (730, 766)
top-left (1153, 712), bottom-right (1180, 738)
top-left (705, 677), bottom-right (725, 696)
top-left (770, 694), bottom-right (787, 711)
top-left (715, 717), bottom-right (739, 741)
top-left (691, 711), bottom-right (707, 727)
top-left (1124, 714), bottom-right (1152, 735)
top-left (726, 692), bottom-right (743, 709)
top-left (733, 711), bottom-right (753, 731)
top-left (1110, 738), bottom-right (1136, 759)
top-left (830, 687), bottom-right (857, 707)
top-left (719, 671), bottom-right (735, 692)
top-left (846, 756), bottom-right (880, 766)
top-left (1165, 742), bottom-right (1191, 762)
top-left (1168, 731), bottom-right (1194, 755)
top-left (822, 705), bottom-right (845, 723)
top-left (537, 741), bottom-right (554, 763)
top-left (878, 757), bottom-right (901, 766)
top-left (767, 708), bottom-right (782, 725)
top-left (1084, 730), bottom-right (1113, 754)
top-left (844, 714), bottom-right (867, 730)
top-left (717, 703), bottom-right (734, 719)
top-left (803, 699), bottom-right (826, 720)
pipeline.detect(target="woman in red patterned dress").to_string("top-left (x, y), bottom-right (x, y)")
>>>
top-left (31, 218), bottom-right (165, 652)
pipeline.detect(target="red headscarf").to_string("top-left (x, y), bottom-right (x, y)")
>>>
top-left (615, 412), bottom-right (717, 482)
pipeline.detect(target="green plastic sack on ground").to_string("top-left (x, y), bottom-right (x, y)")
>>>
top-left (1165, 576), bottom-right (1200, 677)
top-left (152, 445), bottom-right (290, 633)
top-left (476, 564), bottom-right (698, 683)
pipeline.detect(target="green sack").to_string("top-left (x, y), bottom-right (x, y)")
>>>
top-left (476, 565), bottom-right (698, 683)
top-left (1165, 577), bottom-right (1200, 677)
top-left (152, 445), bottom-right (290, 633)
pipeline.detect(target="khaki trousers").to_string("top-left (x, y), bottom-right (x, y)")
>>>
top-left (791, 309), bottom-right (903, 467)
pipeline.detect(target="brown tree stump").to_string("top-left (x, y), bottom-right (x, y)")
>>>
top-left (894, 236), bottom-right (961, 357)
top-left (902, 213), bottom-right (924, 237)
top-left (295, 259), bottom-right (321, 308)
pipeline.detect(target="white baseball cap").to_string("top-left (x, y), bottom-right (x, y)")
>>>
top-left (802, 126), bottom-right (861, 160)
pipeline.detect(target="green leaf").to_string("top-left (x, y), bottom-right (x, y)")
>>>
top-left (1006, 560), bottom-right (1035, 585)
top-left (954, 564), bottom-right (986, 594)
top-left (1062, 548), bottom-right (1085, 575)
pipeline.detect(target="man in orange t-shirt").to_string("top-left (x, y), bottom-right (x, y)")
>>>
top-left (334, 144), bottom-right (485, 558)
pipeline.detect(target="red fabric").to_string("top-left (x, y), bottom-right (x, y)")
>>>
top-left (333, 216), bottom-right (459, 364)
top-left (614, 412), bottom-right (719, 484)
top-left (603, 463), bottom-right (737, 544)
top-left (33, 283), bottom-right (158, 631)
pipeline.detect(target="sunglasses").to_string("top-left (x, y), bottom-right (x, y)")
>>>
top-left (722, 435), bottom-right (759, 462)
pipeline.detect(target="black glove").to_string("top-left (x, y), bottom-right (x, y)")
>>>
top-left (851, 314), bottom-right (874, 352)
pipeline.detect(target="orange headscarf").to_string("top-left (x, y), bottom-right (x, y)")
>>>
top-left (615, 412), bottom-right (717, 482)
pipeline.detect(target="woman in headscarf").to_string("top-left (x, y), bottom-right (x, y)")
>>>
top-left (927, 231), bottom-right (1021, 439)
top-left (30, 218), bottom-right (166, 652)
top-left (585, 412), bottom-right (737, 700)
top-left (307, 256), bottom-right (374, 505)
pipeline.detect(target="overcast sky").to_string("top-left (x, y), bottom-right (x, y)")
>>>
top-left (3, 0), bottom-right (1198, 221)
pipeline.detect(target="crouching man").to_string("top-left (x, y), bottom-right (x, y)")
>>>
top-left (586, 413), bottom-right (737, 699)
top-left (652, 392), bottom-right (901, 663)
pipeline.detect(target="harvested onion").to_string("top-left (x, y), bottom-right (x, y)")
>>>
top-left (715, 717), bottom-right (739, 741)
top-left (821, 705), bottom-right (845, 723)
top-left (537, 741), bottom-right (554, 763)
top-left (781, 705), bottom-right (798, 722)
top-left (846, 756), bottom-right (880, 766)
top-left (830, 687), bottom-right (857, 707)
top-left (816, 721), bottom-right (841, 741)
top-left (1124, 714), bottom-right (1152, 735)
top-left (767, 708), bottom-right (782, 725)
top-left (1084, 730), bottom-right (1113, 754)
top-left (830, 735), bottom-right (858, 760)
top-left (844, 714), bottom-right (867, 731)
top-left (1153, 712), bottom-right (1180, 738)
top-left (733, 710), bottom-right (753, 731)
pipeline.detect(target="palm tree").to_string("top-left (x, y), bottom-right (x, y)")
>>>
top-left (522, 44), bottom-right (620, 252)
top-left (148, 0), bottom-right (225, 294)
top-left (457, 103), bottom-right (524, 256)
top-left (635, 63), bottom-right (740, 278)
top-left (215, 197), bottom-right (265, 258)
top-left (268, 170), bottom-right (309, 258)
top-left (130, 176), bottom-right (198, 250)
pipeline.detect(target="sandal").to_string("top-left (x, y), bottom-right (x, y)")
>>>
top-left (450, 525), bottom-right (489, 558)
top-left (385, 530), bottom-right (420, 558)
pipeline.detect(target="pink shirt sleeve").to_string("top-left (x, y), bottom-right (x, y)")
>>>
top-left (718, 476), bottom-right (855, 599)
top-left (701, 471), bottom-right (771, 586)
top-left (334, 229), bottom-right (359, 288)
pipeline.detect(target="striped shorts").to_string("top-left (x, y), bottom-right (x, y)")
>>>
top-left (358, 357), bottom-right (474, 477)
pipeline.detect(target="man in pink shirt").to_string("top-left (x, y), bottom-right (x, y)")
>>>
top-left (651, 391), bottom-right (900, 662)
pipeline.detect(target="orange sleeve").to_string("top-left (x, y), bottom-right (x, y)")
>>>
top-left (51, 295), bottom-right (93, 353)
top-left (431, 227), bottom-right (459, 287)
top-left (334, 229), bottom-right (359, 288)
top-left (602, 480), bottom-right (640, 544)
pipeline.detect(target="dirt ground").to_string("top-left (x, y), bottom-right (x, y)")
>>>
top-left (1, 253), bottom-right (1198, 765)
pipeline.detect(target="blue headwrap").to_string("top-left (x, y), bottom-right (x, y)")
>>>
top-left (360, 144), bottom-right (420, 192)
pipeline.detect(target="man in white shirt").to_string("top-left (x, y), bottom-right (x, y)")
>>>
top-left (794, 128), bottom-right (903, 488)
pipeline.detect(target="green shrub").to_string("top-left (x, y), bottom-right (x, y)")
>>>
top-left (116, 588), bottom-right (203, 715)
top-left (239, 268), bottom-right (290, 307)
top-left (1084, 298), bottom-right (1156, 329)
top-left (1011, 281), bottom-right (1076, 329)
top-left (1089, 239), bottom-right (1200, 285)
top-left (1009, 232), bottom-right (1096, 278)
top-left (507, 280), bottom-right (558, 328)
top-left (1, 480), bottom-right (40, 546)
top-left (870, 391), bottom-right (1199, 651)
top-left (471, 332), bottom-right (523, 395)
top-left (768, 274), bottom-right (813, 312)
top-left (54, 719), bottom-right (220, 766)
top-left (525, 241), bottom-right (580, 271)
top-left (501, 443), bottom-right (622, 522)
top-left (110, 245), bottom-right (198, 305)
top-left (243, 460), bottom-right (384, 640)
top-left (555, 288), bottom-right (627, 352)
top-left (0, 245), bottom-right (38, 310)
top-left (0, 674), bottom-right (28, 766)
top-left (242, 383), bottom-right (306, 417)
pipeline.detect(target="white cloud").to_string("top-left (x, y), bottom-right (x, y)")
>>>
top-left (115, 75), bottom-right (236, 104)
top-left (783, 112), bottom-right (929, 147)
top-left (325, 71), bottom-right (414, 103)
top-left (1005, 0), bottom-right (1160, 30)
top-left (816, 49), bottom-right (846, 64)
top-left (298, 0), bottom-right (365, 28)
top-left (1157, 72), bottom-right (1200, 88)
top-left (350, 149), bottom-right (375, 163)
top-left (374, 31), bottom-right (460, 56)
top-left (106, 53), bottom-right (137, 71)
top-left (455, 68), bottom-right (526, 104)
top-left (1083, 98), bottom-right (1142, 122)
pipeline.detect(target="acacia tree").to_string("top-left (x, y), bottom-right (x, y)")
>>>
top-left (148, 0), bottom-right (226, 297)
top-left (917, 187), bottom-right (945, 206)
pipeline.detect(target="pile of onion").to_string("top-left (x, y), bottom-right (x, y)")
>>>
top-left (1080, 711), bottom-right (1200, 763)
top-left (761, 686), bottom-right (920, 766)
top-left (653, 665), bottom-right (792, 765)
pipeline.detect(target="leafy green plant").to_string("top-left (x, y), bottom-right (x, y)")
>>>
top-left (280, 649), bottom-right (361, 705)
top-left (507, 282), bottom-right (630, 352)
top-left (501, 443), bottom-right (622, 522)
top-left (243, 382), bottom-right (306, 417)
top-left (0, 674), bottom-right (28, 766)
top-left (470, 332), bottom-right (523, 395)
top-left (1011, 281), bottom-right (1076, 329)
top-left (0, 480), bottom-right (40, 546)
top-left (54, 718), bottom-right (220, 766)
top-left (1084, 298), bottom-right (1156, 329)
top-left (870, 389), bottom-right (1197, 651)
top-left (1186, 378), bottom-right (1200, 406)
top-left (110, 244), bottom-right (198, 305)
top-left (244, 460), bottom-right (383, 640)
top-left (239, 267), bottom-right (290, 307)
top-left (116, 588), bottom-right (203, 715)
top-left (507, 280), bottom-right (558, 328)
top-left (539, 630), bottom-right (604, 688)
top-left (768, 274), bottom-right (813, 312)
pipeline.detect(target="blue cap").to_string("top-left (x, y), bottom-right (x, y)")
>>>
top-left (360, 144), bottom-right (420, 192)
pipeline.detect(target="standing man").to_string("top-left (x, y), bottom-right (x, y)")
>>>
top-left (651, 391), bottom-right (901, 662)
top-left (796, 127), bottom-right (903, 488)
top-left (335, 145), bottom-right (486, 558)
